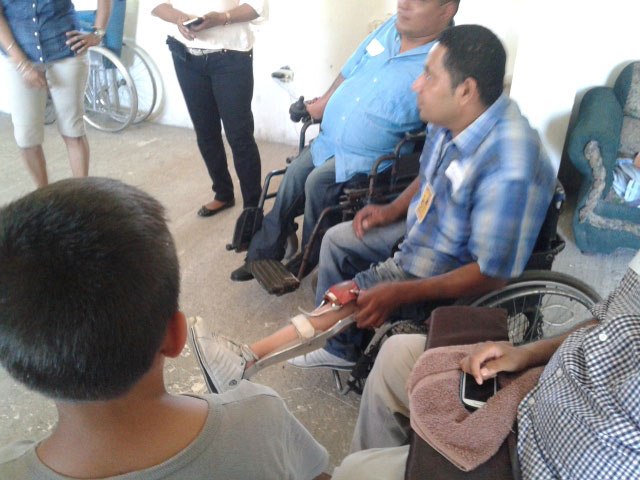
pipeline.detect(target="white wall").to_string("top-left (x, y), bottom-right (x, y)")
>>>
top-left (133, 0), bottom-right (394, 144)
top-left (454, 0), bottom-right (523, 82)
top-left (509, 0), bottom-right (639, 171)
top-left (1, 0), bottom-right (639, 158)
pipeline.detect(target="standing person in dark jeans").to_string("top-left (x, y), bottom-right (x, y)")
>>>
top-left (152, 0), bottom-right (265, 216)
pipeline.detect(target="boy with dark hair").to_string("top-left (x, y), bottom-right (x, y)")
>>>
top-left (0, 177), bottom-right (328, 479)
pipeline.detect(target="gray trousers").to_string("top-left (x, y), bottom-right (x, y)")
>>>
top-left (333, 334), bottom-right (426, 479)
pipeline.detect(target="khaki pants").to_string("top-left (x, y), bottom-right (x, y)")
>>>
top-left (6, 54), bottom-right (88, 148)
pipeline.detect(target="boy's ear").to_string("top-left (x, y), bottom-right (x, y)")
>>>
top-left (160, 311), bottom-right (188, 358)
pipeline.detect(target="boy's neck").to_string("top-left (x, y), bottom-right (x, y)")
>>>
top-left (37, 367), bottom-right (208, 478)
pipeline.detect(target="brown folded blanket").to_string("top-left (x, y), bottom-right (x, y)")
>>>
top-left (407, 344), bottom-right (543, 472)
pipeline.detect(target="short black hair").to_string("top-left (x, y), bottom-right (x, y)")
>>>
top-left (438, 24), bottom-right (506, 107)
top-left (0, 178), bottom-right (180, 401)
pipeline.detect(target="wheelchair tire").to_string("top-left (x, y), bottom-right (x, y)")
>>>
top-left (121, 41), bottom-right (158, 124)
top-left (84, 46), bottom-right (137, 132)
top-left (465, 270), bottom-right (602, 344)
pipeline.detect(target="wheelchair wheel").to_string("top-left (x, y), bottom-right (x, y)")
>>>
top-left (467, 270), bottom-right (602, 344)
top-left (84, 46), bottom-right (137, 132)
top-left (121, 41), bottom-right (157, 123)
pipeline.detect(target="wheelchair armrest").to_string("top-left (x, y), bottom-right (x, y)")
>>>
top-left (425, 306), bottom-right (509, 350)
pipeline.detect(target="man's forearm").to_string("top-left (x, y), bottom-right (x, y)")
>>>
top-left (151, 3), bottom-right (184, 23)
top-left (94, 0), bottom-right (112, 31)
top-left (387, 177), bottom-right (421, 222)
top-left (321, 74), bottom-right (345, 102)
top-left (518, 318), bottom-right (598, 368)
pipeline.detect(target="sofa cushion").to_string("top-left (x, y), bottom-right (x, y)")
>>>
top-left (624, 62), bottom-right (640, 119)
top-left (619, 116), bottom-right (640, 158)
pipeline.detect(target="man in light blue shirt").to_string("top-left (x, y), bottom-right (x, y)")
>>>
top-left (231, 0), bottom-right (460, 282)
top-left (289, 25), bottom-right (556, 368)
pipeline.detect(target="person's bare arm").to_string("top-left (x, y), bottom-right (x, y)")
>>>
top-left (152, 3), bottom-right (194, 40)
top-left (314, 473), bottom-right (332, 480)
top-left (354, 262), bottom-right (507, 329)
top-left (305, 74), bottom-right (345, 120)
top-left (352, 177), bottom-right (420, 239)
top-left (0, 7), bottom-right (46, 88)
top-left (459, 319), bottom-right (598, 384)
top-left (191, 3), bottom-right (259, 31)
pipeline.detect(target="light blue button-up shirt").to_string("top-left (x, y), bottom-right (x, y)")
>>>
top-left (396, 95), bottom-right (556, 280)
top-left (1, 0), bottom-right (79, 63)
top-left (310, 15), bottom-right (431, 183)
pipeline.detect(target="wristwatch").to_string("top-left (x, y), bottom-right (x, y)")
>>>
top-left (224, 11), bottom-right (231, 26)
top-left (93, 27), bottom-right (106, 39)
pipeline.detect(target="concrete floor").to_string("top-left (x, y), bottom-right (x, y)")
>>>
top-left (0, 113), bottom-right (635, 471)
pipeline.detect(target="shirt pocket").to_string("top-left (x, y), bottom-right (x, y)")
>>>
top-left (346, 90), bottom-right (419, 154)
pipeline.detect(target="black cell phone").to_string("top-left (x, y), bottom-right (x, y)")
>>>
top-left (182, 17), bottom-right (204, 28)
top-left (460, 372), bottom-right (497, 411)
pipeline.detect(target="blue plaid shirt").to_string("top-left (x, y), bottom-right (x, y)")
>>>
top-left (395, 95), bottom-right (556, 280)
top-left (1, 0), bottom-right (79, 63)
top-left (517, 252), bottom-right (640, 479)
top-left (311, 15), bottom-right (430, 183)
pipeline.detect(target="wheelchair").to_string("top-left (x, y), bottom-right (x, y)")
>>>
top-left (335, 182), bottom-right (602, 394)
top-left (198, 158), bottom-right (603, 396)
top-left (227, 96), bottom-right (426, 295)
top-left (77, 0), bottom-right (158, 132)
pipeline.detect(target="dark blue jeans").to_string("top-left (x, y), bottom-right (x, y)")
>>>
top-left (168, 37), bottom-right (261, 207)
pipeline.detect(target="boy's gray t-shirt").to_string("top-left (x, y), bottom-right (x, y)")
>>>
top-left (0, 382), bottom-right (328, 479)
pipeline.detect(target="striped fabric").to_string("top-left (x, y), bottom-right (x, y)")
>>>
top-left (397, 95), bottom-right (556, 280)
top-left (518, 253), bottom-right (640, 479)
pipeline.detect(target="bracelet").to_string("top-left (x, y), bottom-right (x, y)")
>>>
top-left (224, 11), bottom-right (231, 26)
top-left (92, 27), bottom-right (106, 39)
top-left (15, 60), bottom-right (33, 76)
top-left (5, 40), bottom-right (15, 52)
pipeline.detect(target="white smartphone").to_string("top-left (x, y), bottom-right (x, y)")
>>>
top-left (182, 17), bottom-right (204, 28)
top-left (460, 372), bottom-right (497, 410)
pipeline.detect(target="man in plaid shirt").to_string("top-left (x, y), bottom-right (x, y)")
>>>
top-left (290, 25), bottom-right (556, 369)
top-left (332, 250), bottom-right (640, 479)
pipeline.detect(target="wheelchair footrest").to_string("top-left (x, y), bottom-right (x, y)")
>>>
top-left (250, 259), bottom-right (300, 296)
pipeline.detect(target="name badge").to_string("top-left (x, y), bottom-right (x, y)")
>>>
top-left (366, 38), bottom-right (385, 56)
top-left (445, 160), bottom-right (466, 194)
top-left (415, 183), bottom-right (434, 223)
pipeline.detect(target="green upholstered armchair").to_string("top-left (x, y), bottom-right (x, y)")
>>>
top-left (567, 61), bottom-right (640, 253)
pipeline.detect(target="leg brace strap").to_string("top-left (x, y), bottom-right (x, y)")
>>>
top-left (291, 313), bottom-right (316, 339)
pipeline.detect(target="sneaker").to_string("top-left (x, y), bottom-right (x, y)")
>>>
top-left (188, 317), bottom-right (257, 393)
top-left (287, 348), bottom-right (356, 371)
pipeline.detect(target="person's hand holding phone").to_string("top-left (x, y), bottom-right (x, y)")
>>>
top-left (176, 15), bottom-right (199, 41)
top-left (460, 372), bottom-right (497, 411)
top-left (459, 341), bottom-right (530, 385)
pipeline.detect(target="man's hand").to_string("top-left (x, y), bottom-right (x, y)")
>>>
top-left (459, 341), bottom-right (531, 385)
top-left (354, 282), bottom-right (402, 329)
top-left (305, 97), bottom-right (326, 120)
top-left (352, 204), bottom-right (395, 239)
top-left (65, 30), bottom-right (103, 54)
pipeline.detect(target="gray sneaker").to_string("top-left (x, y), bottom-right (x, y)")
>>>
top-left (188, 317), bottom-right (257, 393)
top-left (287, 348), bottom-right (356, 371)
